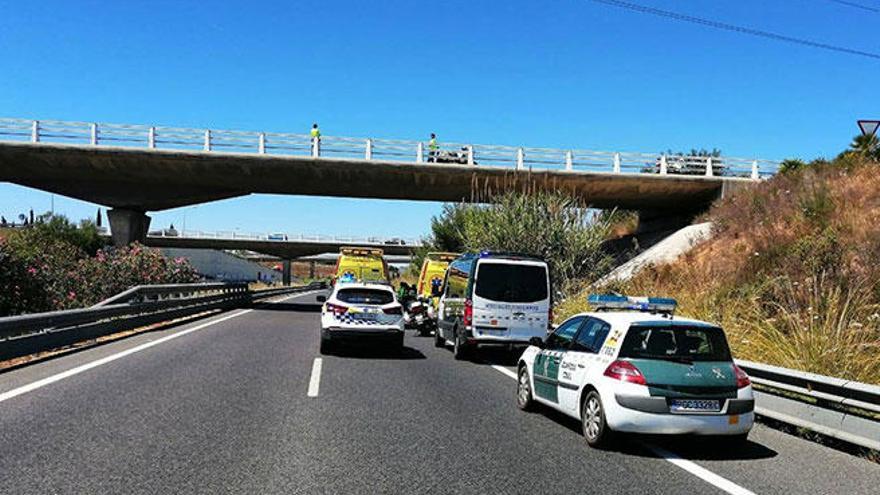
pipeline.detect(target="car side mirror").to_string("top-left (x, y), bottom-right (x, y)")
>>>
top-left (529, 337), bottom-right (545, 349)
top-left (316, 295), bottom-right (326, 303)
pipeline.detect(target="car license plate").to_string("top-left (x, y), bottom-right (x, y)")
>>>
top-left (669, 399), bottom-right (721, 412)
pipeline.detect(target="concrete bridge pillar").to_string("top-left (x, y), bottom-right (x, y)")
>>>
top-left (309, 261), bottom-right (316, 279)
top-left (282, 260), bottom-right (292, 286)
top-left (107, 208), bottom-right (151, 247)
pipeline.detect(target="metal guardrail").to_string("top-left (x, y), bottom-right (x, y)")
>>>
top-left (145, 229), bottom-right (421, 247)
top-left (736, 359), bottom-right (880, 451)
top-left (0, 282), bottom-right (325, 362)
top-left (0, 117), bottom-right (780, 178)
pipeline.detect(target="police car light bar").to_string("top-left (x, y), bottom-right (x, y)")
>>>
top-left (587, 294), bottom-right (677, 314)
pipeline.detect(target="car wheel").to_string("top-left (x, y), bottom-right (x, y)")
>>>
top-left (517, 366), bottom-right (535, 411)
top-left (434, 327), bottom-right (445, 348)
top-left (452, 330), bottom-right (469, 361)
top-left (582, 391), bottom-right (613, 448)
top-left (319, 338), bottom-right (333, 355)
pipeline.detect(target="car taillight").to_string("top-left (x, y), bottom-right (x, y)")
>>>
top-left (604, 360), bottom-right (647, 386)
top-left (383, 306), bottom-right (403, 315)
top-left (734, 364), bottom-right (751, 389)
top-left (463, 299), bottom-right (473, 327)
top-left (325, 302), bottom-right (348, 315)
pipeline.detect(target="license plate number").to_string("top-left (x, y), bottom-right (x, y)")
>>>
top-left (670, 399), bottom-right (720, 412)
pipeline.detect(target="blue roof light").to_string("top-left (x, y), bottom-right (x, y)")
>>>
top-left (588, 294), bottom-right (677, 314)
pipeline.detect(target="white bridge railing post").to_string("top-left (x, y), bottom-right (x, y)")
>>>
top-left (148, 127), bottom-right (156, 148)
top-left (751, 160), bottom-right (759, 180)
top-left (258, 133), bottom-right (266, 154)
top-left (365, 139), bottom-right (372, 160)
top-left (417, 142), bottom-right (424, 163)
top-left (204, 130), bottom-right (212, 151)
top-left (659, 155), bottom-right (668, 175)
top-left (516, 148), bottom-right (524, 170)
top-left (466, 145), bottom-right (474, 166)
top-left (311, 137), bottom-right (320, 157)
top-left (613, 152), bottom-right (621, 173)
top-left (565, 151), bottom-right (573, 171)
top-left (31, 120), bottom-right (39, 143)
top-left (90, 123), bottom-right (98, 146)
top-left (705, 156), bottom-right (713, 177)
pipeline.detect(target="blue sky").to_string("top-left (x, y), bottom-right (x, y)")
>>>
top-left (1, 0), bottom-right (877, 238)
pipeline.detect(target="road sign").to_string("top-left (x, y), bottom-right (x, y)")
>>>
top-left (858, 120), bottom-right (880, 137)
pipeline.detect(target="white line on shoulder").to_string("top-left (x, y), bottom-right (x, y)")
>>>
top-left (491, 365), bottom-right (518, 379)
top-left (0, 309), bottom-right (253, 405)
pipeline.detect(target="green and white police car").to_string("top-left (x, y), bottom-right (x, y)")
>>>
top-left (517, 295), bottom-right (754, 448)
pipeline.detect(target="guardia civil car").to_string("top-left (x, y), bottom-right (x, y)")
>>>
top-left (318, 282), bottom-right (404, 354)
top-left (517, 295), bottom-right (754, 448)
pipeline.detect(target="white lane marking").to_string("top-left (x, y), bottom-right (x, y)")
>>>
top-left (307, 358), bottom-right (323, 397)
top-left (0, 309), bottom-right (253, 405)
top-left (491, 365), bottom-right (518, 380)
top-left (645, 444), bottom-right (756, 495)
top-left (489, 366), bottom-right (756, 495)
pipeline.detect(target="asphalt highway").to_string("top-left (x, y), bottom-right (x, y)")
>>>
top-left (0, 291), bottom-right (878, 494)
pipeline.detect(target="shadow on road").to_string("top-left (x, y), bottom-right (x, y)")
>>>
top-left (251, 301), bottom-right (323, 313)
top-left (530, 405), bottom-right (778, 461)
top-left (467, 347), bottom-right (523, 367)
top-left (324, 345), bottom-right (426, 360)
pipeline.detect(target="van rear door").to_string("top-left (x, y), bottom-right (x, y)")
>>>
top-left (471, 260), bottom-right (549, 342)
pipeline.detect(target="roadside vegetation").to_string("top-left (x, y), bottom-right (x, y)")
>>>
top-left (0, 213), bottom-right (199, 316)
top-left (558, 136), bottom-right (880, 384)
top-left (414, 190), bottom-right (623, 299)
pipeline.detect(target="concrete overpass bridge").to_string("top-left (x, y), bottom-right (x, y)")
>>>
top-left (0, 118), bottom-right (780, 246)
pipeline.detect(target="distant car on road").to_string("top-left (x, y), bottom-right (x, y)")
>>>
top-left (317, 282), bottom-right (404, 354)
top-left (383, 238), bottom-right (406, 246)
top-left (517, 295), bottom-right (754, 448)
top-left (267, 233), bottom-right (288, 241)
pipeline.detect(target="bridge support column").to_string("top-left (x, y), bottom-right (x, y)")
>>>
top-left (282, 260), bottom-right (292, 286)
top-left (309, 261), bottom-right (316, 279)
top-left (107, 208), bottom-right (151, 247)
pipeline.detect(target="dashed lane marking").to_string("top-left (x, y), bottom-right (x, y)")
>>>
top-left (307, 358), bottom-right (323, 397)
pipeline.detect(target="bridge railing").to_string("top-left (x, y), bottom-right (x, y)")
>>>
top-left (0, 281), bottom-right (325, 362)
top-left (144, 229), bottom-right (421, 246)
top-left (0, 117), bottom-right (780, 178)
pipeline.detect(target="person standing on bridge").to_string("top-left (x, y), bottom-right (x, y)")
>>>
top-left (428, 133), bottom-right (438, 163)
top-left (310, 123), bottom-right (321, 156)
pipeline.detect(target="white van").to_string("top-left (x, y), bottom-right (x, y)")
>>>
top-left (435, 252), bottom-right (552, 360)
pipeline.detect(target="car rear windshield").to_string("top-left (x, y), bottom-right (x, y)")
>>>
top-left (336, 289), bottom-right (394, 305)
top-left (618, 326), bottom-right (732, 362)
top-left (474, 263), bottom-right (548, 303)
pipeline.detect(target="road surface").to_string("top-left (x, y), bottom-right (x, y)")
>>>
top-left (0, 291), bottom-right (877, 494)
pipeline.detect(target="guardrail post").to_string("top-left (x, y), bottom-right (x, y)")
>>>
top-left (516, 148), bottom-right (524, 170)
top-left (417, 142), bottom-right (424, 163)
top-left (467, 145), bottom-right (474, 166)
top-left (659, 155), bottom-right (667, 175)
top-left (613, 152), bottom-right (621, 173)
top-left (705, 156), bottom-right (713, 177)
top-left (365, 138), bottom-right (372, 160)
top-left (31, 120), bottom-right (40, 143)
top-left (204, 130), bottom-right (212, 151)
top-left (751, 160), bottom-right (759, 180)
top-left (565, 151), bottom-right (573, 171)
top-left (311, 137), bottom-right (320, 157)
top-left (258, 133), bottom-right (266, 154)
top-left (148, 127), bottom-right (156, 148)
top-left (90, 123), bottom-right (98, 146)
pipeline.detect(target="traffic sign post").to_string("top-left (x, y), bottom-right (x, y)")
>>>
top-left (857, 120), bottom-right (880, 137)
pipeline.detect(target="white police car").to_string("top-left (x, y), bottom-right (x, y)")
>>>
top-left (517, 295), bottom-right (754, 448)
top-left (317, 282), bottom-right (404, 354)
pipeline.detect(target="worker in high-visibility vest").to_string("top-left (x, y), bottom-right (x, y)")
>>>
top-left (310, 123), bottom-right (321, 156)
top-left (428, 133), bottom-right (438, 162)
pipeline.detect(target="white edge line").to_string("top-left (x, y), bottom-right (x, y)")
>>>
top-left (307, 357), bottom-right (323, 397)
top-left (0, 309), bottom-right (253, 404)
top-left (489, 365), bottom-right (756, 495)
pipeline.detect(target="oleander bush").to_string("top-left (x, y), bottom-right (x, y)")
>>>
top-left (0, 216), bottom-right (199, 316)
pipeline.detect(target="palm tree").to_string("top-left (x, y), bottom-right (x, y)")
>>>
top-left (849, 133), bottom-right (879, 160)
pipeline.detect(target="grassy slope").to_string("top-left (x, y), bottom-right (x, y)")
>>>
top-left (559, 161), bottom-right (880, 384)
